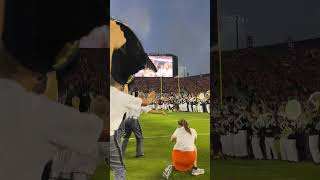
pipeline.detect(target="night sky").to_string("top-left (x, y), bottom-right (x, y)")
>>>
top-left (111, 0), bottom-right (210, 75)
top-left (219, 0), bottom-right (320, 50)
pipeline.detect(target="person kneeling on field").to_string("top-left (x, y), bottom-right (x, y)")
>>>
top-left (163, 119), bottom-right (204, 179)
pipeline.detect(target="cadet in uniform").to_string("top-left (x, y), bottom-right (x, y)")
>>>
top-left (251, 116), bottom-right (264, 160)
top-left (264, 114), bottom-right (278, 160)
top-left (121, 92), bottom-right (165, 158)
top-left (308, 117), bottom-right (320, 164)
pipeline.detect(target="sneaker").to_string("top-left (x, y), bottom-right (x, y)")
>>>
top-left (136, 154), bottom-right (144, 158)
top-left (192, 168), bottom-right (205, 176)
top-left (162, 165), bottom-right (173, 179)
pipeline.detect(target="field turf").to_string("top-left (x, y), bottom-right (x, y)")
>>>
top-left (91, 112), bottom-right (210, 180)
top-left (213, 160), bottom-right (320, 180)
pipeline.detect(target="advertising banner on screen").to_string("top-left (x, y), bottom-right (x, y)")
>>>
top-left (135, 55), bottom-right (173, 77)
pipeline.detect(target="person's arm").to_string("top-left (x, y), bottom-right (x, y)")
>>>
top-left (194, 129), bottom-right (198, 144)
top-left (141, 91), bottom-right (156, 106)
top-left (149, 109), bottom-right (167, 115)
top-left (170, 129), bottom-right (178, 142)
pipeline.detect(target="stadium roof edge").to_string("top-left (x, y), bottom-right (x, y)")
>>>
top-left (212, 37), bottom-right (320, 53)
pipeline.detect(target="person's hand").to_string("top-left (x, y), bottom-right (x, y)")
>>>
top-left (147, 91), bottom-right (156, 103)
top-left (110, 20), bottom-right (126, 50)
top-left (123, 84), bottom-right (129, 94)
top-left (110, 20), bottom-right (126, 73)
top-left (44, 71), bottom-right (58, 102)
top-left (142, 91), bottom-right (156, 106)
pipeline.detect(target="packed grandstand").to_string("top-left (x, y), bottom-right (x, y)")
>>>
top-left (129, 75), bottom-right (210, 113)
top-left (212, 37), bottom-right (320, 164)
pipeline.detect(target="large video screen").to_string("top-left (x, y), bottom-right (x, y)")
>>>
top-left (135, 55), bottom-right (173, 77)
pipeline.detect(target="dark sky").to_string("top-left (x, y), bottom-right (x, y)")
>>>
top-left (219, 0), bottom-right (320, 50)
top-left (111, 0), bottom-right (210, 75)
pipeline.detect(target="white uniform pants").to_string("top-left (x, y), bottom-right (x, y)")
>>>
top-left (220, 135), bottom-right (227, 155)
top-left (251, 136), bottom-right (263, 159)
top-left (287, 139), bottom-right (298, 162)
top-left (280, 137), bottom-right (288, 161)
top-left (238, 130), bottom-right (248, 157)
top-left (233, 133), bottom-right (240, 157)
top-left (226, 133), bottom-right (233, 156)
top-left (309, 135), bottom-right (320, 163)
top-left (264, 137), bottom-right (278, 160)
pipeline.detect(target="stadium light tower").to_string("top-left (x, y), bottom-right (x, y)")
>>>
top-left (178, 65), bottom-right (187, 78)
top-left (235, 15), bottom-right (239, 49)
top-left (221, 15), bottom-right (246, 50)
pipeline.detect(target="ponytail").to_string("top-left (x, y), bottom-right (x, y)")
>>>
top-left (178, 119), bottom-right (192, 135)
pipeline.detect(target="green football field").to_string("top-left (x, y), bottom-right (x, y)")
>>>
top-left (213, 160), bottom-right (320, 180)
top-left (91, 112), bottom-right (210, 180)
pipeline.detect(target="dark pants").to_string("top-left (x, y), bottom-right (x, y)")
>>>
top-left (296, 132), bottom-right (307, 160)
top-left (42, 160), bottom-right (53, 180)
top-left (121, 118), bottom-right (144, 156)
top-left (213, 134), bottom-right (221, 156)
top-left (109, 135), bottom-right (126, 180)
top-left (41, 160), bottom-right (74, 180)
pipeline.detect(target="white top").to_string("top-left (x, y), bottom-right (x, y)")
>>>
top-left (79, 25), bottom-right (109, 48)
top-left (172, 127), bottom-right (197, 151)
top-left (0, 79), bottom-right (102, 180)
top-left (110, 87), bottom-right (142, 136)
top-left (127, 105), bottom-right (152, 118)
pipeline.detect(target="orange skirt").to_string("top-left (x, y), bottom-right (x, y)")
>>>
top-left (172, 149), bottom-right (196, 172)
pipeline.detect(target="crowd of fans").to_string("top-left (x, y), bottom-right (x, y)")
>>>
top-left (211, 38), bottom-right (320, 164)
top-left (57, 49), bottom-right (108, 111)
top-left (212, 38), bottom-right (320, 111)
top-left (56, 49), bottom-right (210, 113)
top-left (130, 74), bottom-right (210, 95)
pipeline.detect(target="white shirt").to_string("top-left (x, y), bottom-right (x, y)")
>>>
top-left (110, 87), bottom-right (142, 136)
top-left (127, 105), bottom-right (152, 118)
top-left (0, 79), bottom-right (102, 180)
top-left (172, 127), bottom-right (197, 151)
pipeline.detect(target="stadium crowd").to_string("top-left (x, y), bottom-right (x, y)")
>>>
top-left (56, 49), bottom-right (109, 111)
top-left (130, 74), bottom-right (210, 95)
top-left (129, 75), bottom-right (210, 113)
top-left (212, 38), bottom-right (320, 164)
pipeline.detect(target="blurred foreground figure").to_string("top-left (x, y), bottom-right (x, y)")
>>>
top-left (109, 19), bottom-right (157, 179)
top-left (0, 0), bottom-right (108, 179)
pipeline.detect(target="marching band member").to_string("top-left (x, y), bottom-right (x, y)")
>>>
top-left (307, 92), bottom-right (320, 164)
top-left (305, 117), bottom-right (320, 164)
top-left (286, 120), bottom-right (299, 162)
top-left (251, 116), bottom-right (264, 160)
top-left (285, 99), bottom-right (301, 162)
top-left (264, 113), bottom-right (278, 160)
top-left (279, 113), bottom-right (289, 161)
